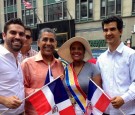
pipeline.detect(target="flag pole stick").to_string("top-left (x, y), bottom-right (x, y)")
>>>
top-left (119, 108), bottom-right (126, 115)
top-left (0, 109), bottom-right (10, 115)
top-left (90, 79), bottom-right (126, 115)
top-left (0, 74), bottom-right (63, 115)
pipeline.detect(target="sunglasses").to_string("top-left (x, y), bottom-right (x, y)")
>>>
top-left (26, 35), bottom-right (31, 39)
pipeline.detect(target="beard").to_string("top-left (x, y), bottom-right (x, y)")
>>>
top-left (6, 38), bottom-right (23, 52)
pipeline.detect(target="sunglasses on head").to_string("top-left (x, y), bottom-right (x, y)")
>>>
top-left (26, 35), bottom-right (31, 39)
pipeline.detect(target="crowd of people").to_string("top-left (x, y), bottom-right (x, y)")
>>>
top-left (0, 15), bottom-right (135, 115)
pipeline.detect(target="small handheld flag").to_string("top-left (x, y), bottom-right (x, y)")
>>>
top-left (86, 79), bottom-right (111, 115)
top-left (28, 77), bottom-right (76, 115)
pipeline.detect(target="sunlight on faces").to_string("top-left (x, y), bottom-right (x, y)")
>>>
top-left (3, 24), bottom-right (25, 52)
top-left (38, 32), bottom-right (57, 56)
top-left (70, 42), bottom-right (85, 62)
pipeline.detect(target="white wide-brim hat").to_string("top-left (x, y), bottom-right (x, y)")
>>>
top-left (58, 36), bottom-right (92, 63)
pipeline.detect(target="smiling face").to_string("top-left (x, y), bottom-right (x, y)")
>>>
top-left (103, 21), bottom-right (122, 47)
top-left (23, 30), bottom-right (32, 47)
top-left (70, 41), bottom-right (85, 62)
top-left (38, 32), bottom-right (57, 57)
top-left (2, 24), bottom-right (25, 53)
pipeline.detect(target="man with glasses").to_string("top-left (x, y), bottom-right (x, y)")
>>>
top-left (0, 18), bottom-right (25, 115)
top-left (21, 28), bottom-right (64, 115)
top-left (18, 26), bottom-right (38, 63)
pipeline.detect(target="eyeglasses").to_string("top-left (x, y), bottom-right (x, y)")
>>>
top-left (26, 35), bottom-right (31, 39)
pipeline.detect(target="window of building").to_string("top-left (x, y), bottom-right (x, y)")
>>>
top-left (44, 0), bottom-right (67, 22)
top-left (101, 0), bottom-right (121, 18)
top-left (4, 0), bottom-right (17, 22)
top-left (132, 0), bottom-right (135, 13)
top-left (101, 0), bottom-right (106, 17)
top-left (76, 0), bottom-right (93, 21)
top-left (21, 0), bottom-right (37, 26)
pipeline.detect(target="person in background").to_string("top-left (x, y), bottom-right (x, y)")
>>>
top-left (18, 26), bottom-right (38, 62)
top-left (0, 18), bottom-right (25, 115)
top-left (97, 15), bottom-right (135, 115)
top-left (21, 28), bottom-right (64, 115)
top-left (58, 36), bottom-right (102, 115)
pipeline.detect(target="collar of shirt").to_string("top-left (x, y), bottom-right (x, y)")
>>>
top-left (34, 51), bottom-right (57, 66)
top-left (107, 42), bottom-right (124, 54)
top-left (0, 45), bottom-right (15, 58)
top-left (20, 47), bottom-right (32, 56)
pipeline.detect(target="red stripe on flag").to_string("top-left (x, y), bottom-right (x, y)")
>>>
top-left (59, 105), bottom-right (76, 115)
top-left (28, 90), bottom-right (51, 115)
top-left (94, 93), bottom-right (110, 112)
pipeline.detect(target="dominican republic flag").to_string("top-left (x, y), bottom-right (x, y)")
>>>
top-left (28, 77), bottom-right (75, 115)
top-left (23, 0), bottom-right (32, 9)
top-left (44, 65), bottom-right (54, 85)
top-left (85, 79), bottom-right (110, 115)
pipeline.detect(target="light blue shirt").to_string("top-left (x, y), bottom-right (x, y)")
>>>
top-left (0, 45), bottom-right (25, 115)
top-left (97, 42), bottom-right (135, 115)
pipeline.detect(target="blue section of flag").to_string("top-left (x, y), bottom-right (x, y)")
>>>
top-left (44, 69), bottom-right (50, 85)
top-left (87, 80), bottom-right (97, 100)
top-left (48, 78), bottom-right (69, 104)
top-left (44, 66), bottom-right (53, 85)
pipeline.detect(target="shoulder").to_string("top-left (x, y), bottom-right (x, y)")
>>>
top-left (54, 58), bottom-right (64, 66)
top-left (123, 45), bottom-right (135, 54)
top-left (85, 62), bottom-right (97, 69)
top-left (30, 48), bottom-right (38, 55)
top-left (21, 55), bottom-right (35, 65)
top-left (97, 50), bottom-right (108, 60)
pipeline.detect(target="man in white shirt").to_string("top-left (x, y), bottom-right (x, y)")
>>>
top-left (0, 18), bottom-right (25, 115)
top-left (97, 16), bottom-right (135, 114)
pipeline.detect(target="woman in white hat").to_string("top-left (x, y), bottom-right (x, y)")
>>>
top-left (58, 37), bottom-right (102, 114)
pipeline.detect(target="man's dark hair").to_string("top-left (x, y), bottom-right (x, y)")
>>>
top-left (38, 28), bottom-right (56, 40)
top-left (4, 18), bottom-right (25, 33)
top-left (102, 15), bottom-right (123, 32)
top-left (25, 26), bottom-right (32, 35)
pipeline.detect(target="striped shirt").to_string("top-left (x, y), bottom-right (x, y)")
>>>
top-left (18, 47), bottom-right (38, 63)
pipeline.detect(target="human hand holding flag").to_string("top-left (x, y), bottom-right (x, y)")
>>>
top-left (85, 79), bottom-right (111, 115)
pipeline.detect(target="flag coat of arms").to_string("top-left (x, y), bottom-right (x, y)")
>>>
top-left (28, 78), bottom-right (75, 115)
top-left (86, 79), bottom-right (110, 115)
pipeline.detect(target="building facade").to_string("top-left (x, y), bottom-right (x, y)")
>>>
top-left (0, 0), bottom-right (135, 49)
